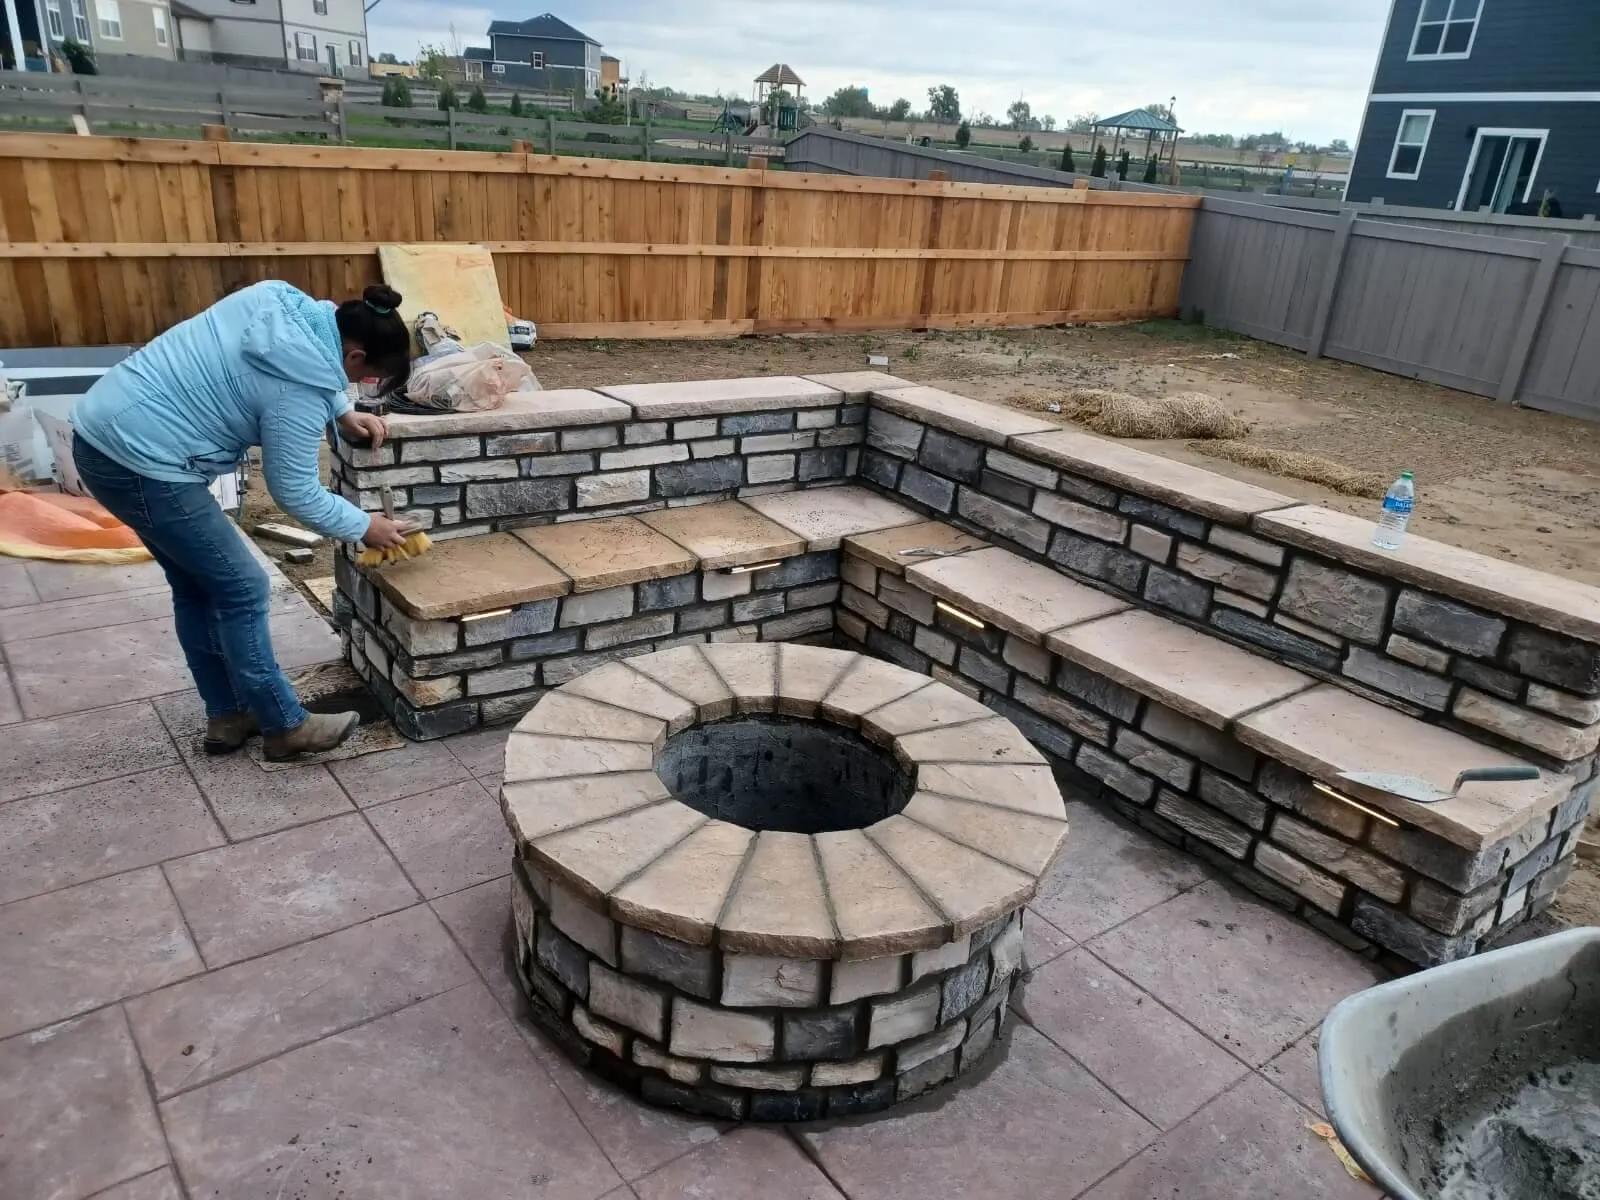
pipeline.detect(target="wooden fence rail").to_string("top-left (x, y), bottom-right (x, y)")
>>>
top-left (0, 133), bottom-right (1198, 346)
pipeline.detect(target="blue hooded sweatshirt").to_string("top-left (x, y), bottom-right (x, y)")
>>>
top-left (73, 280), bottom-right (370, 542)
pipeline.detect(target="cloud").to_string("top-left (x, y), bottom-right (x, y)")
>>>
top-left (366, 0), bottom-right (1390, 142)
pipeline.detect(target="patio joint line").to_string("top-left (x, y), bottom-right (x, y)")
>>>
top-left (117, 1000), bottom-right (196, 1200)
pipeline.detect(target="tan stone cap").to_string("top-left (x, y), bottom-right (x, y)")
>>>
top-left (1010, 427), bottom-right (1296, 524)
top-left (802, 370), bottom-right (914, 398)
top-left (371, 532), bottom-right (571, 619)
top-left (599, 375), bottom-right (843, 419)
top-left (381, 389), bottom-right (630, 439)
top-left (871, 384), bottom-right (1057, 447)
top-left (500, 644), bottom-right (1067, 960)
top-left (843, 520), bottom-right (989, 575)
top-left (1256, 505), bottom-right (1600, 644)
top-left (1238, 684), bottom-right (1573, 850)
top-left (908, 545), bottom-right (1129, 645)
top-left (745, 486), bottom-right (923, 551)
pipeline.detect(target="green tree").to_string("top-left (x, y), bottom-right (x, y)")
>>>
top-left (509, 92), bottom-right (524, 117)
top-left (926, 84), bottom-right (960, 122)
top-left (1143, 156), bottom-right (1158, 183)
top-left (1018, 134), bottom-right (1034, 153)
top-left (377, 52), bottom-right (400, 65)
top-left (1005, 98), bottom-right (1032, 130)
top-left (391, 77), bottom-right (413, 107)
top-left (437, 82), bottom-right (459, 111)
top-left (954, 120), bottom-right (971, 149)
top-left (415, 43), bottom-right (447, 82)
top-left (592, 89), bottom-right (626, 124)
top-left (1059, 142), bottom-right (1076, 172)
top-left (886, 97), bottom-right (911, 121)
top-left (1117, 149), bottom-right (1131, 180)
top-left (1040, 114), bottom-right (1056, 131)
top-left (1329, 138), bottom-right (1350, 153)
top-left (380, 78), bottom-right (397, 106)
top-left (1143, 101), bottom-right (1175, 124)
top-left (1068, 111), bottom-right (1099, 133)
top-left (822, 85), bottom-right (874, 118)
top-left (60, 37), bottom-right (97, 74)
top-left (466, 85), bottom-right (488, 113)
top-left (1090, 143), bottom-right (1108, 177)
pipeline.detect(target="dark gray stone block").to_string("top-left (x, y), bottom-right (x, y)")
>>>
top-left (841, 404), bottom-right (868, 425)
top-left (827, 1077), bottom-right (897, 1117)
top-left (1343, 646), bottom-right (1452, 710)
top-left (866, 409), bottom-right (925, 459)
top-left (918, 429), bottom-right (985, 483)
top-left (1076, 742), bottom-right (1157, 803)
top-left (653, 456), bottom-right (743, 497)
top-left (1047, 530), bottom-right (1145, 592)
top-left (679, 603), bottom-right (730, 632)
top-left (897, 1048), bottom-right (959, 1099)
top-left (733, 592), bottom-right (785, 622)
top-left (899, 465), bottom-right (957, 512)
top-left (721, 412), bottom-right (794, 435)
top-left (1452, 658), bottom-right (1523, 700)
top-left (1055, 660), bottom-right (1140, 722)
top-left (1393, 590), bottom-right (1506, 657)
top-left (985, 696), bottom-right (1078, 760)
top-left (867, 627), bottom-right (931, 675)
top-left (798, 446), bottom-right (848, 481)
top-left (464, 478), bottom-right (570, 519)
top-left (1367, 821), bottom-right (1506, 892)
top-left (1351, 895), bottom-right (1479, 966)
top-left (411, 484), bottom-right (463, 505)
top-left (1210, 607), bottom-right (1341, 672)
top-left (758, 550), bottom-right (839, 590)
top-left (1055, 472), bottom-right (1121, 507)
top-left (1507, 838), bottom-right (1563, 893)
top-left (1118, 495), bottom-right (1206, 538)
top-left (783, 1007), bottom-right (859, 1060)
top-left (859, 448), bottom-right (903, 489)
top-left (958, 488), bottom-right (1049, 553)
top-left (748, 1090), bottom-right (827, 1122)
top-left (1278, 559), bottom-right (1390, 644)
top-left (536, 919), bottom-right (591, 999)
top-left (619, 925), bottom-right (716, 999)
top-left (958, 647), bottom-right (1010, 693)
top-left (1197, 769), bottom-right (1269, 830)
top-left (1144, 565), bottom-right (1210, 618)
top-left (508, 629), bottom-right (583, 660)
top-left (393, 699), bottom-right (479, 741)
top-left (940, 957), bottom-right (989, 1022)
top-left (1507, 626), bottom-right (1600, 695)
top-left (978, 469), bottom-right (1033, 508)
top-left (640, 1076), bottom-right (747, 1119)
top-left (639, 574), bottom-right (698, 610)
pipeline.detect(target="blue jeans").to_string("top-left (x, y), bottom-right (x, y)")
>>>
top-left (73, 434), bottom-right (308, 734)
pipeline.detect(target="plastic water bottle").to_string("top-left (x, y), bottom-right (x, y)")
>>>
top-left (1373, 471), bottom-right (1415, 551)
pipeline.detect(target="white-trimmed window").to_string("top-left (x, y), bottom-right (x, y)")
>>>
top-left (70, 0), bottom-right (89, 39)
top-left (348, 40), bottom-right (361, 66)
top-left (1387, 109), bottom-right (1434, 179)
top-left (294, 30), bottom-right (317, 61)
top-left (490, 62), bottom-right (506, 74)
top-left (152, 6), bottom-right (168, 45)
top-left (97, 0), bottom-right (122, 39)
top-left (529, 50), bottom-right (544, 68)
top-left (465, 59), bottom-right (482, 79)
top-left (312, 0), bottom-right (327, 13)
top-left (1410, 0), bottom-right (1481, 60)
top-left (45, 0), bottom-right (63, 38)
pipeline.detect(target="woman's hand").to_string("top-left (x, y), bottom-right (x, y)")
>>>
top-left (337, 409), bottom-right (388, 449)
top-left (364, 513), bottom-right (411, 549)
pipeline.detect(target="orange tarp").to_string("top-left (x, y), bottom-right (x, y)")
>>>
top-left (0, 489), bottom-right (153, 564)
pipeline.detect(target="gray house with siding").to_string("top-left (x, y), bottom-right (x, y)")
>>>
top-left (1345, 1), bottom-right (1600, 217)
top-left (462, 12), bottom-right (600, 96)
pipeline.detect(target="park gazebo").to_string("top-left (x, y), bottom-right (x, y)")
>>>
top-left (1092, 107), bottom-right (1181, 171)
top-left (754, 64), bottom-right (805, 131)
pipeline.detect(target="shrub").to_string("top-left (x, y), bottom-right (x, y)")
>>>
top-left (1143, 155), bottom-right (1158, 183)
top-left (1059, 143), bottom-right (1075, 172)
top-left (1117, 149), bottom-right (1131, 180)
top-left (1090, 143), bottom-right (1107, 177)
top-left (61, 38), bottom-right (96, 75)
top-left (391, 77), bottom-right (412, 107)
top-left (1018, 134), bottom-right (1034, 153)
top-left (466, 85), bottom-right (488, 114)
top-left (437, 83), bottom-right (458, 111)
top-left (509, 92), bottom-right (523, 117)
top-left (954, 120), bottom-right (971, 149)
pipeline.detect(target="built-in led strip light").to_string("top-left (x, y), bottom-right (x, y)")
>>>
top-left (723, 561), bottom-right (782, 575)
top-left (460, 607), bottom-right (514, 623)
top-left (934, 600), bottom-right (986, 630)
top-left (1312, 782), bottom-right (1401, 829)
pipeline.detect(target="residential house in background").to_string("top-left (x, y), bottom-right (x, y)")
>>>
top-left (166, 0), bottom-right (369, 76)
top-left (461, 12), bottom-right (601, 97)
top-left (600, 53), bottom-right (619, 97)
top-left (33, 0), bottom-right (177, 65)
top-left (1346, 0), bottom-right (1600, 216)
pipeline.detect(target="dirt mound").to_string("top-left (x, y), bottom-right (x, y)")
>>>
top-left (1192, 440), bottom-right (1388, 498)
top-left (1013, 387), bottom-right (1250, 439)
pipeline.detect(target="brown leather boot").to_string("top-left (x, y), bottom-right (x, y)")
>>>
top-left (204, 711), bottom-right (259, 755)
top-left (263, 711), bottom-right (360, 762)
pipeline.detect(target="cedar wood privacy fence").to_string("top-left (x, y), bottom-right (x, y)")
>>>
top-left (0, 133), bottom-right (1197, 346)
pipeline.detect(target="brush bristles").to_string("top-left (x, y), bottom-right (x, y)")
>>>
top-left (356, 530), bottom-right (432, 567)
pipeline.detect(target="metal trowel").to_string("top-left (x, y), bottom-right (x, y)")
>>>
top-left (1336, 765), bottom-right (1541, 804)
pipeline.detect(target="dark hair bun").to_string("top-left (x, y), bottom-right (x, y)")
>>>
top-left (363, 284), bottom-right (402, 310)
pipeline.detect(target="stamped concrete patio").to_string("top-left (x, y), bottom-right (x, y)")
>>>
top-left (0, 553), bottom-right (1382, 1200)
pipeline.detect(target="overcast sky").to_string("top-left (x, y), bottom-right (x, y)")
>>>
top-left (366, 1), bottom-right (1392, 143)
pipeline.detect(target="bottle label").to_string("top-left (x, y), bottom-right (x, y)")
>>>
top-left (1383, 495), bottom-right (1413, 515)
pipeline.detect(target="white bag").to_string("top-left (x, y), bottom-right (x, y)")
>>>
top-left (404, 343), bottom-right (539, 412)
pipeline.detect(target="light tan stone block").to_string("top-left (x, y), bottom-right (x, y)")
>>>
top-left (810, 1054), bottom-right (886, 1086)
top-left (872, 385), bottom-right (1056, 446)
top-left (907, 546), bottom-right (1128, 644)
top-left (902, 792), bottom-right (1068, 876)
top-left (819, 656), bottom-right (930, 726)
top-left (913, 762), bottom-right (1066, 820)
top-left (532, 801), bottom-right (705, 903)
top-left (549, 878), bottom-right (618, 965)
top-left (601, 375), bottom-right (839, 419)
top-left (670, 998), bottom-right (777, 1062)
top-left (908, 935), bottom-right (970, 983)
top-left (830, 954), bottom-right (906, 1004)
top-left (861, 685), bottom-right (990, 744)
top-left (895, 718), bottom-right (1046, 769)
top-left (627, 645), bottom-right (736, 720)
top-left (816, 828), bottom-right (946, 958)
top-left (866, 815), bottom-right (1033, 936)
top-left (776, 644), bottom-right (856, 716)
top-left (719, 831), bottom-right (838, 958)
top-left (503, 733), bottom-right (654, 783)
top-left (385, 388), bottom-right (626, 437)
top-left (588, 962), bottom-right (668, 1040)
top-left (1454, 689), bottom-right (1600, 761)
top-left (1252, 843), bottom-right (1346, 915)
top-left (633, 1040), bottom-right (705, 1084)
top-left (501, 772), bottom-right (669, 845)
top-left (515, 516), bottom-right (697, 593)
top-left (721, 953), bottom-right (825, 1007)
top-left (640, 501), bottom-right (805, 569)
top-left (746, 486), bottom-right (922, 551)
top-left (572, 1004), bottom-right (626, 1054)
top-left (700, 642), bottom-right (779, 713)
top-left (516, 692), bottom-right (665, 745)
top-left (371, 532), bottom-right (570, 619)
top-left (611, 821), bottom-right (754, 945)
top-left (867, 986), bottom-right (940, 1048)
top-left (842, 520), bottom-right (988, 575)
top-left (710, 1063), bottom-right (808, 1090)
top-left (561, 661), bottom-right (699, 733)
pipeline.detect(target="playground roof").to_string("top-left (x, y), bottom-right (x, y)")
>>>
top-left (755, 64), bottom-right (806, 87)
top-left (1097, 108), bottom-right (1180, 133)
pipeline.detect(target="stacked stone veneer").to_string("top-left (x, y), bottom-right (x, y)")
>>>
top-left (513, 861), bottom-right (1022, 1121)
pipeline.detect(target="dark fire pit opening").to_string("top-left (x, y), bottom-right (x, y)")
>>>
top-left (654, 715), bottom-right (914, 834)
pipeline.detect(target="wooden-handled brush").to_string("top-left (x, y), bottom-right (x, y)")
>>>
top-left (356, 485), bottom-right (433, 567)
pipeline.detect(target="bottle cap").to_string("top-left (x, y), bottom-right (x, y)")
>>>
top-left (1400, 471), bottom-right (1414, 479)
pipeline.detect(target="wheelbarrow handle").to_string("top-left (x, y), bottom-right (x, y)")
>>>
top-left (1452, 766), bottom-right (1541, 787)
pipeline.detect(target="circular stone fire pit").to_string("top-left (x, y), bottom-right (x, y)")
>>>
top-left (500, 643), bottom-right (1068, 1121)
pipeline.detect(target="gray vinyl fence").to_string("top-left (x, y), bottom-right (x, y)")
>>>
top-left (1181, 197), bottom-right (1600, 421)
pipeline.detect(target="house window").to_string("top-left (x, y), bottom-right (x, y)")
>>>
top-left (466, 59), bottom-right (482, 79)
top-left (70, 0), bottom-right (89, 39)
top-left (295, 31), bottom-right (317, 61)
top-left (349, 40), bottom-right (361, 66)
top-left (490, 62), bottom-right (505, 74)
top-left (1386, 109), bottom-right (1434, 179)
top-left (1410, 0), bottom-right (1480, 59)
top-left (529, 50), bottom-right (544, 68)
top-left (97, 0), bottom-right (122, 39)
top-left (152, 6), bottom-right (168, 45)
top-left (312, 0), bottom-right (326, 13)
top-left (45, 0), bottom-right (63, 38)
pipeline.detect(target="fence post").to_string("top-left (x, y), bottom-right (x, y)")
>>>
top-left (202, 123), bottom-right (230, 142)
top-left (1305, 209), bottom-right (1357, 360)
top-left (220, 88), bottom-right (235, 139)
top-left (336, 96), bottom-right (348, 145)
top-left (447, 106), bottom-right (457, 151)
top-left (546, 113), bottom-right (557, 155)
top-left (641, 106), bottom-right (651, 162)
top-left (73, 77), bottom-right (89, 129)
top-left (1496, 235), bottom-right (1568, 405)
